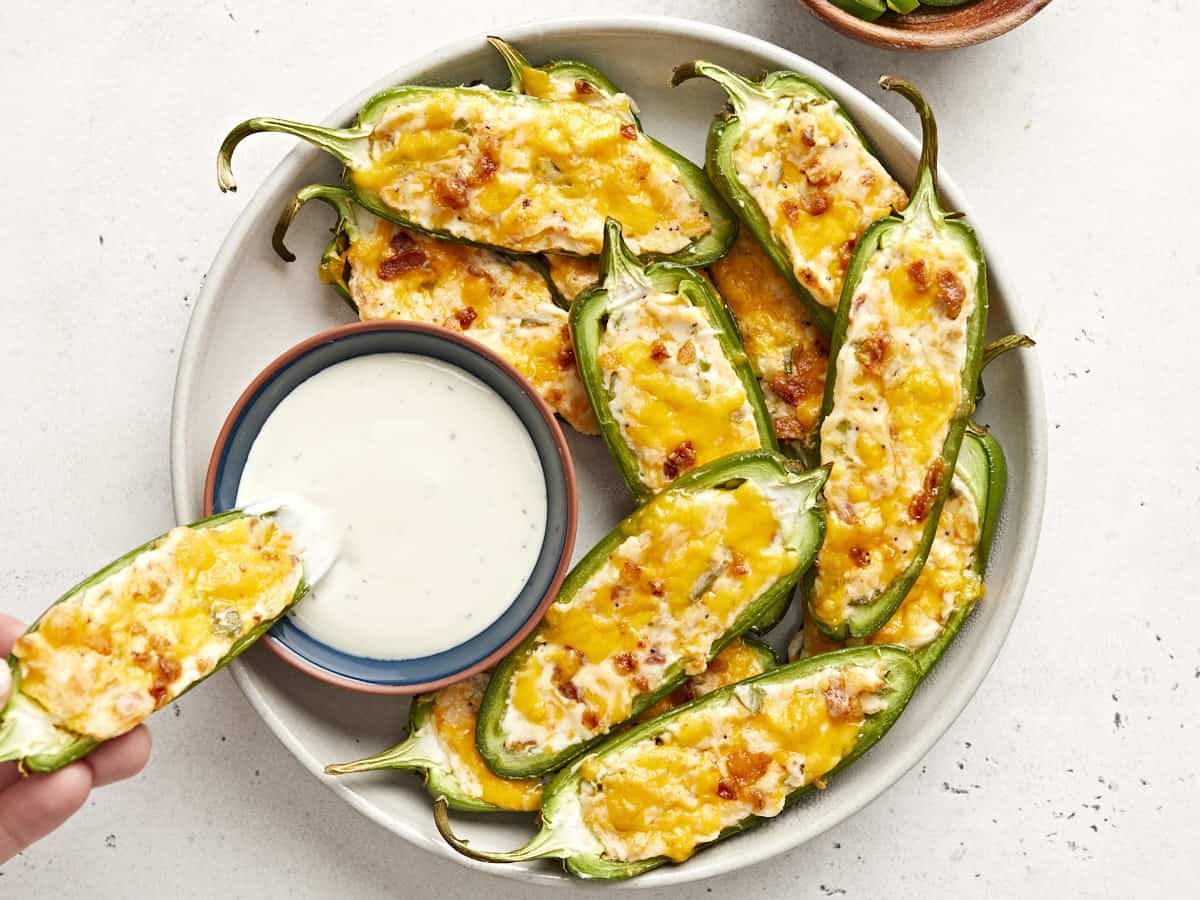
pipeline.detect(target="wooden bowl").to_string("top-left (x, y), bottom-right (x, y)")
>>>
top-left (800, 0), bottom-right (1053, 51)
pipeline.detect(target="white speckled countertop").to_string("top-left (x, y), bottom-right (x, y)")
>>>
top-left (1, 0), bottom-right (1197, 895)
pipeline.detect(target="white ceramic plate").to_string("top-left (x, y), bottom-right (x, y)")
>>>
top-left (171, 15), bottom-right (1046, 887)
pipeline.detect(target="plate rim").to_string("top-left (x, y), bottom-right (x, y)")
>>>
top-left (170, 13), bottom-right (1047, 888)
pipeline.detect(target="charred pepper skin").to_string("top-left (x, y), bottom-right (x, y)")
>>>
top-left (808, 77), bottom-right (989, 641)
top-left (0, 509), bottom-right (311, 774)
top-left (439, 645), bottom-right (919, 880)
top-left (570, 219), bottom-right (779, 505)
top-left (218, 60), bottom-right (736, 268)
top-left (475, 450), bottom-right (827, 780)
top-left (673, 61), bottom-right (899, 333)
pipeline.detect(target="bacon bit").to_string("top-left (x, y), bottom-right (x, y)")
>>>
top-left (621, 561), bottom-right (642, 582)
top-left (769, 373), bottom-right (815, 407)
top-left (557, 680), bottom-right (582, 702)
top-left (150, 633), bottom-right (171, 653)
top-left (906, 259), bottom-right (931, 291)
top-left (157, 655), bottom-right (181, 682)
top-left (466, 263), bottom-right (494, 283)
top-left (801, 125), bottom-right (816, 148)
top-left (804, 161), bottom-right (839, 187)
top-left (633, 675), bottom-right (650, 693)
top-left (746, 789), bottom-right (767, 812)
top-left (614, 652), bottom-right (638, 675)
top-left (582, 709), bottom-right (600, 730)
top-left (646, 648), bottom-right (667, 665)
top-left (468, 140), bottom-right (498, 187)
top-left (909, 457), bottom-right (946, 522)
top-left (773, 415), bottom-right (807, 441)
top-left (798, 189), bottom-right (830, 217)
top-left (649, 339), bottom-right (670, 362)
top-left (663, 440), bottom-right (697, 480)
top-left (860, 171), bottom-right (876, 189)
top-left (149, 684), bottom-right (169, 706)
top-left (452, 307), bottom-right (478, 330)
top-left (620, 123), bottom-right (638, 140)
top-left (936, 269), bottom-right (966, 320)
top-left (521, 197), bottom-right (532, 208)
top-left (707, 655), bottom-right (728, 674)
top-left (716, 780), bottom-right (737, 801)
top-left (574, 78), bottom-right (595, 95)
top-left (729, 551), bottom-right (750, 577)
top-left (837, 239), bottom-right (857, 272)
top-left (893, 195), bottom-right (908, 212)
top-left (849, 546), bottom-right (871, 568)
top-left (433, 174), bottom-right (469, 210)
top-left (388, 230), bottom-right (416, 253)
top-left (131, 650), bottom-right (152, 667)
top-left (676, 340), bottom-right (697, 365)
top-left (822, 673), bottom-right (858, 721)
top-left (855, 331), bottom-right (891, 374)
top-left (727, 749), bottom-right (771, 786)
top-left (557, 341), bottom-right (576, 369)
top-left (781, 199), bottom-right (801, 224)
top-left (649, 580), bottom-right (666, 596)
top-left (378, 247), bottom-right (427, 280)
top-left (813, 333), bottom-right (831, 358)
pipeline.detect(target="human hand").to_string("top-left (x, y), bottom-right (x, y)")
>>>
top-left (0, 613), bottom-right (152, 863)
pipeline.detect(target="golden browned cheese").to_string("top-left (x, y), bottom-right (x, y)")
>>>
top-left (544, 254), bottom-right (602, 303)
top-left (708, 230), bottom-right (829, 447)
top-left (578, 662), bottom-right (886, 862)
top-left (732, 93), bottom-right (907, 309)
top-left (338, 217), bottom-right (597, 434)
top-left (637, 638), bottom-right (771, 721)
top-left (516, 66), bottom-right (637, 122)
top-left (13, 517), bottom-right (302, 740)
top-left (353, 90), bottom-right (710, 257)
top-left (597, 289), bottom-right (762, 491)
top-left (501, 481), bottom-right (798, 754)
top-left (429, 675), bottom-right (543, 811)
top-left (813, 224), bottom-right (978, 629)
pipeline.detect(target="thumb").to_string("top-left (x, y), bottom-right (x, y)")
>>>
top-left (0, 660), bottom-right (9, 708)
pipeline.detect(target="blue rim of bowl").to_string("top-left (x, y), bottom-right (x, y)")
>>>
top-left (204, 321), bottom-right (578, 694)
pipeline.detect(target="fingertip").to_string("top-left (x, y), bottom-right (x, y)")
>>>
top-left (85, 726), bottom-right (152, 787)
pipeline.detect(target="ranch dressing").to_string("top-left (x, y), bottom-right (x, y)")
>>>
top-left (236, 353), bottom-right (547, 660)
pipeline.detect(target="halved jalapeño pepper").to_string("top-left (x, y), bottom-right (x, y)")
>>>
top-left (485, 37), bottom-right (624, 303)
top-left (219, 68), bottom-right (736, 266)
top-left (0, 504), bottom-right (330, 772)
top-left (673, 61), bottom-right (908, 330)
top-left (476, 451), bottom-right (826, 779)
top-left (570, 220), bottom-right (777, 503)
top-left (323, 637), bottom-right (777, 813)
top-left (795, 429), bottom-right (1005, 674)
top-left (272, 185), bottom-right (598, 435)
top-left (439, 646), bottom-right (918, 878)
top-left (708, 229), bottom-right (830, 461)
top-left (808, 78), bottom-right (988, 640)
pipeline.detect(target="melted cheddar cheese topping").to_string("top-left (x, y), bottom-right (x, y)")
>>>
top-left (341, 217), bottom-right (597, 434)
top-left (545, 254), bottom-right (602, 303)
top-left (801, 478), bottom-right (983, 657)
top-left (429, 675), bottom-right (543, 811)
top-left (708, 230), bottom-right (829, 447)
top-left (732, 94), bottom-right (906, 309)
top-left (578, 662), bottom-right (887, 863)
top-left (637, 638), bottom-right (771, 721)
top-left (813, 222), bottom-right (978, 628)
top-left (502, 480), bottom-right (798, 754)
top-left (354, 89), bottom-right (709, 256)
top-left (517, 66), bottom-right (637, 122)
top-left (598, 289), bottom-right (761, 491)
top-left (12, 517), bottom-right (301, 740)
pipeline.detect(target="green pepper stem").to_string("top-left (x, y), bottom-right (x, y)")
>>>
top-left (982, 333), bottom-right (1036, 368)
top-left (217, 117), bottom-right (370, 193)
top-left (599, 218), bottom-right (651, 296)
top-left (487, 36), bottom-right (532, 93)
top-left (433, 798), bottom-right (572, 864)
top-left (323, 733), bottom-right (429, 776)
top-left (879, 76), bottom-right (940, 215)
top-left (272, 184), bottom-right (359, 264)
top-left (672, 60), bottom-right (766, 112)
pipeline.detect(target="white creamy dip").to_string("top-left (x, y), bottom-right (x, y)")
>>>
top-left (236, 353), bottom-right (547, 660)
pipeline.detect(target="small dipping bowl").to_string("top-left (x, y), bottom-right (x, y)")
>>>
top-left (204, 321), bottom-right (578, 694)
